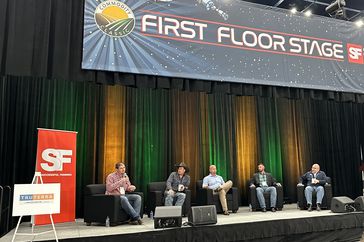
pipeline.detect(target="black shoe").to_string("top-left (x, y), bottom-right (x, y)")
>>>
top-left (316, 203), bottom-right (321, 212)
top-left (262, 208), bottom-right (267, 212)
top-left (128, 220), bottom-right (139, 225)
top-left (308, 204), bottom-right (312, 212)
top-left (271, 207), bottom-right (276, 212)
top-left (223, 210), bottom-right (230, 215)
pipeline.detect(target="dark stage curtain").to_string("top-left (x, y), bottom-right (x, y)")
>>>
top-left (0, 76), bottom-right (102, 218)
top-left (2, 75), bottom-right (364, 217)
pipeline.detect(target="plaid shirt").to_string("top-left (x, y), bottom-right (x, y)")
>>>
top-left (258, 173), bottom-right (268, 187)
top-left (105, 171), bottom-right (132, 195)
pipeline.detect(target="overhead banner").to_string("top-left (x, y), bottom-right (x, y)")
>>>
top-left (35, 128), bottom-right (77, 225)
top-left (82, 0), bottom-right (364, 93)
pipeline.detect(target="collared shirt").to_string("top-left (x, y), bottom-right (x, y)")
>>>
top-left (166, 172), bottom-right (190, 191)
top-left (258, 173), bottom-right (268, 187)
top-left (105, 171), bottom-right (131, 195)
top-left (300, 170), bottom-right (327, 186)
top-left (202, 174), bottom-right (225, 190)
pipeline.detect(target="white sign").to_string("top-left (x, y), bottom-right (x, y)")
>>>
top-left (12, 183), bottom-right (61, 216)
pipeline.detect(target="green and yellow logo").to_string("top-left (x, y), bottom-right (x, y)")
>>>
top-left (94, 0), bottom-right (135, 37)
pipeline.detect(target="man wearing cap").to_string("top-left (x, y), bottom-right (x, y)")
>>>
top-left (164, 162), bottom-right (191, 206)
top-left (105, 162), bottom-right (143, 225)
top-left (202, 165), bottom-right (233, 215)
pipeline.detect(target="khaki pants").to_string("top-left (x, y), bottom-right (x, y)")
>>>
top-left (214, 180), bottom-right (233, 212)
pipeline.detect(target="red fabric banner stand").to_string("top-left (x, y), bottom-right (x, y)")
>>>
top-left (35, 128), bottom-right (77, 225)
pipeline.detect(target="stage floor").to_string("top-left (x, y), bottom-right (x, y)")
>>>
top-left (2, 204), bottom-right (364, 242)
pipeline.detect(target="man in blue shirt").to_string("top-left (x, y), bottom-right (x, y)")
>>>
top-left (202, 165), bottom-right (233, 215)
top-left (298, 163), bottom-right (327, 212)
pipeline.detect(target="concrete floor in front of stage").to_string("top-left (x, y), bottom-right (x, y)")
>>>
top-left (0, 204), bottom-right (358, 241)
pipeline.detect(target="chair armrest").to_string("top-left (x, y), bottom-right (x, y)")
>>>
top-left (84, 194), bottom-right (121, 221)
top-left (196, 188), bottom-right (208, 205)
top-left (148, 190), bottom-right (163, 208)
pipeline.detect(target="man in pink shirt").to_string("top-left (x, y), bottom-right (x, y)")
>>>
top-left (106, 162), bottom-right (142, 225)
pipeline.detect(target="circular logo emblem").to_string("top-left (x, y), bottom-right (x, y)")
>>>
top-left (94, 0), bottom-right (135, 37)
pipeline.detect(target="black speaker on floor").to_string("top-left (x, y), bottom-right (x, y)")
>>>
top-left (188, 205), bottom-right (217, 226)
top-left (330, 196), bottom-right (356, 213)
top-left (354, 196), bottom-right (364, 211)
top-left (154, 206), bottom-right (182, 229)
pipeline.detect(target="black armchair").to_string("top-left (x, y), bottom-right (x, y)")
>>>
top-left (147, 182), bottom-right (191, 217)
top-left (195, 180), bottom-right (239, 213)
top-left (84, 184), bottom-right (144, 226)
top-left (297, 177), bottom-right (332, 210)
top-left (248, 184), bottom-right (284, 211)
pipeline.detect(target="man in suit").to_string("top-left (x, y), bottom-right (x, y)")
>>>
top-left (250, 163), bottom-right (281, 212)
top-left (298, 163), bottom-right (327, 211)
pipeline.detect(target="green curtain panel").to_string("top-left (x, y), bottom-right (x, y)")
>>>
top-left (1, 76), bottom-right (364, 219)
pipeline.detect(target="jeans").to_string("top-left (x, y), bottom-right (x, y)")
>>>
top-left (256, 186), bottom-right (277, 208)
top-left (164, 192), bottom-right (186, 206)
top-left (120, 194), bottom-right (141, 220)
top-left (305, 186), bottom-right (324, 205)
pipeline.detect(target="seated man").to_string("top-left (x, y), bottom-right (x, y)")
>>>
top-left (298, 163), bottom-right (327, 212)
top-left (165, 162), bottom-right (190, 207)
top-left (250, 163), bottom-right (281, 212)
top-left (105, 162), bottom-right (142, 225)
top-left (202, 165), bottom-right (233, 215)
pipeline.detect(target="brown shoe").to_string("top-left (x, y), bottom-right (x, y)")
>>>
top-left (223, 210), bottom-right (230, 215)
top-left (137, 219), bottom-right (143, 225)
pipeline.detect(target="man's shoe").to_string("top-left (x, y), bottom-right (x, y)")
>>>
top-left (307, 204), bottom-right (313, 212)
top-left (223, 210), bottom-right (230, 215)
top-left (128, 220), bottom-right (139, 225)
top-left (262, 208), bottom-right (267, 212)
top-left (137, 219), bottom-right (143, 225)
top-left (271, 207), bottom-right (276, 212)
top-left (316, 203), bottom-right (321, 212)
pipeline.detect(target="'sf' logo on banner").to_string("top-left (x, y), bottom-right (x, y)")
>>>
top-left (347, 43), bottom-right (364, 64)
top-left (40, 149), bottom-right (72, 171)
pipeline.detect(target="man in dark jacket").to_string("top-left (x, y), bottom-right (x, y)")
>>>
top-left (250, 163), bottom-right (281, 212)
top-left (298, 163), bottom-right (327, 211)
top-left (165, 162), bottom-right (190, 206)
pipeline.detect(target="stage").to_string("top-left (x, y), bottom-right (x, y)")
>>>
top-left (2, 204), bottom-right (364, 242)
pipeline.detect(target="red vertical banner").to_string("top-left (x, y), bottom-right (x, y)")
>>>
top-left (35, 128), bottom-right (77, 225)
